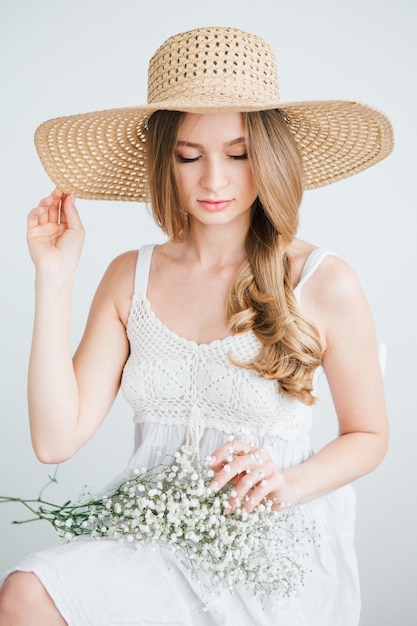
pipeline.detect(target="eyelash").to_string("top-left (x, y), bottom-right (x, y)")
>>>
top-left (176, 156), bottom-right (199, 163)
top-left (176, 154), bottom-right (248, 163)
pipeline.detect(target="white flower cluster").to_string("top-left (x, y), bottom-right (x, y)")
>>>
top-left (48, 448), bottom-right (317, 601)
top-left (4, 449), bottom-right (317, 602)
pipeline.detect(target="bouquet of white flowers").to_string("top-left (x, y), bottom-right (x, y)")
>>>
top-left (1, 448), bottom-right (318, 602)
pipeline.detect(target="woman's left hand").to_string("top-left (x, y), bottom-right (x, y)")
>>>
top-left (208, 439), bottom-right (295, 515)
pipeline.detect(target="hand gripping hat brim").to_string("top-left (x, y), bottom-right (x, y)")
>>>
top-left (34, 26), bottom-right (394, 202)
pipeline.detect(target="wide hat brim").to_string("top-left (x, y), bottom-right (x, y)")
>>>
top-left (34, 98), bottom-right (393, 202)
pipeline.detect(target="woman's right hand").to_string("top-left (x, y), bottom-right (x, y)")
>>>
top-left (27, 188), bottom-right (85, 274)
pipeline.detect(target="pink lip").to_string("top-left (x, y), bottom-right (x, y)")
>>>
top-left (198, 199), bottom-right (232, 212)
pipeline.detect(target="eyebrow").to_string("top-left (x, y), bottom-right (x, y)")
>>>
top-left (176, 137), bottom-right (247, 149)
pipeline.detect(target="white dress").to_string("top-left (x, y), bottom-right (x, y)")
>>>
top-left (2, 245), bottom-right (360, 625)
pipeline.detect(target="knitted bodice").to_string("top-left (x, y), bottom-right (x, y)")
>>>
top-left (121, 245), bottom-right (333, 443)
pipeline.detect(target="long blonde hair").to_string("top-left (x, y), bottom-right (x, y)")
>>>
top-left (146, 109), bottom-right (323, 405)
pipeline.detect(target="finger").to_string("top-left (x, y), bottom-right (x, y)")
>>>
top-left (37, 188), bottom-right (63, 210)
top-left (59, 194), bottom-right (70, 224)
top-left (60, 194), bottom-right (81, 229)
top-left (229, 460), bottom-right (276, 513)
top-left (242, 474), bottom-right (276, 513)
top-left (27, 205), bottom-right (46, 229)
top-left (242, 488), bottom-right (292, 514)
top-left (51, 189), bottom-right (75, 224)
top-left (208, 439), bottom-right (253, 471)
top-left (29, 189), bottom-right (63, 226)
top-left (242, 466), bottom-right (292, 514)
top-left (208, 446), bottom-right (269, 495)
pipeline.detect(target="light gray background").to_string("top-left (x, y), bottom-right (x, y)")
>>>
top-left (0, 0), bottom-right (415, 623)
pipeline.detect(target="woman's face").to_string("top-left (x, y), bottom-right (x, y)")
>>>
top-left (174, 112), bottom-right (257, 229)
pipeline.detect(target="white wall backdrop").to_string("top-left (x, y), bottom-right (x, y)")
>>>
top-left (0, 1), bottom-right (415, 624)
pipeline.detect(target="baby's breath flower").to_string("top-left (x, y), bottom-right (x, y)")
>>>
top-left (2, 446), bottom-right (318, 604)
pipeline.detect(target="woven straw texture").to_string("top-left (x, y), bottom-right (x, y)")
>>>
top-left (34, 26), bottom-right (394, 201)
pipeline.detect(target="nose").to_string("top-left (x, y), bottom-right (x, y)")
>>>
top-left (200, 157), bottom-right (228, 192)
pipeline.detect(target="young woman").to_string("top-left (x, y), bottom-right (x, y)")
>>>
top-left (0, 26), bottom-right (393, 625)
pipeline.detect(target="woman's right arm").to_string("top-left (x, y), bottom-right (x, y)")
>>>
top-left (27, 189), bottom-right (132, 463)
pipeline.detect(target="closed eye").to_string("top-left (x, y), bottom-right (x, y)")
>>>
top-left (176, 155), bottom-right (201, 163)
top-left (176, 153), bottom-right (248, 163)
top-left (229, 153), bottom-right (248, 160)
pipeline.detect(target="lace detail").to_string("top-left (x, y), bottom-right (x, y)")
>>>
top-left (121, 245), bottom-right (335, 445)
top-left (122, 295), bottom-right (306, 442)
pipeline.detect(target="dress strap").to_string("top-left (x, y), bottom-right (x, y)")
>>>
top-left (134, 244), bottom-right (155, 296)
top-left (294, 248), bottom-right (337, 303)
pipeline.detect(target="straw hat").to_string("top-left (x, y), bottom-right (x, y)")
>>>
top-left (34, 26), bottom-right (394, 201)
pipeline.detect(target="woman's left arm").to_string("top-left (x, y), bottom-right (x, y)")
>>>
top-left (209, 256), bottom-right (389, 513)
top-left (280, 255), bottom-right (389, 504)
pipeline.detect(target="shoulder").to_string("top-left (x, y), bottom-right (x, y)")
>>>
top-left (289, 238), bottom-right (362, 303)
top-left (289, 240), bottom-right (371, 348)
top-left (105, 249), bottom-right (138, 276)
top-left (95, 250), bottom-right (139, 326)
top-left (308, 255), bottom-right (373, 352)
top-left (100, 250), bottom-right (138, 291)
top-left (303, 254), bottom-right (365, 312)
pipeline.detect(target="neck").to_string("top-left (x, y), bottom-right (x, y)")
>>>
top-left (174, 220), bottom-right (249, 268)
